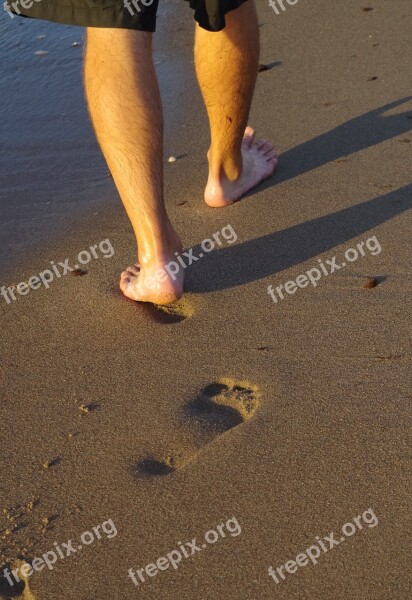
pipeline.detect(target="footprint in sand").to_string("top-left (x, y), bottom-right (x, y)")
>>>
top-left (136, 379), bottom-right (259, 477)
top-left (142, 298), bottom-right (194, 324)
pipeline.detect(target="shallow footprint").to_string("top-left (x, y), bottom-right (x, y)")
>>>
top-left (135, 379), bottom-right (259, 478)
top-left (141, 298), bottom-right (194, 324)
top-left (188, 379), bottom-right (259, 431)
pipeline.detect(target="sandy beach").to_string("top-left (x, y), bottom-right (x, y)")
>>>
top-left (1, 1), bottom-right (411, 598)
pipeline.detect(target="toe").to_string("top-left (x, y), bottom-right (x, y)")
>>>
top-left (243, 126), bottom-right (256, 147)
top-left (266, 156), bottom-right (278, 173)
top-left (254, 138), bottom-right (267, 150)
top-left (265, 149), bottom-right (277, 160)
top-left (260, 141), bottom-right (275, 155)
top-left (126, 265), bottom-right (140, 276)
top-left (119, 277), bottom-right (130, 292)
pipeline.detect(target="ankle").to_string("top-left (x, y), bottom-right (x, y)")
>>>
top-left (208, 148), bottom-right (243, 182)
top-left (137, 221), bottom-right (182, 265)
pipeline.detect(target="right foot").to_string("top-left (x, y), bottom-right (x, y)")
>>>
top-left (119, 230), bottom-right (184, 306)
top-left (204, 126), bottom-right (278, 208)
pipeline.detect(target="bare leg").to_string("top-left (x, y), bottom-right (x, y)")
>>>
top-left (84, 29), bottom-right (183, 305)
top-left (195, 1), bottom-right (278, 207)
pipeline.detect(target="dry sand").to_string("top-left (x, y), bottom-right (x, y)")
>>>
top-left (1, 1), bottom-right (411, 598)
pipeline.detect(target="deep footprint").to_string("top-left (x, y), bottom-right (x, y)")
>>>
top-left (0, 560), bottom-right (36, 599)
top-left (136, 380), bottom-right (259, 477)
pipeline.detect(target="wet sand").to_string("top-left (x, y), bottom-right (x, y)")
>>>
top-left (1, 1), bottom-right (411, 598)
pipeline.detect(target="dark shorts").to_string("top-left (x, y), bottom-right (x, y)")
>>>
top-left (7, 0), bottom-right (249, 32)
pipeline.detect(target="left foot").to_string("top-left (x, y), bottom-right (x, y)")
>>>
top-left (204, 126), bottom-right (278, 207)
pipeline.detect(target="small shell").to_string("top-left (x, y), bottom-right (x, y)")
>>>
top-left (168, 156), bottom-right (177, 163)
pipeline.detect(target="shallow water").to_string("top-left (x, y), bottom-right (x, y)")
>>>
top-left (0, 2), bottom-right (192, 277)
top-left (0, 16), bottom-right (107, 276)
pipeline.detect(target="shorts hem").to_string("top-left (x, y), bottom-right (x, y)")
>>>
top-left (7, 3), bottom-right (157, 31)
top-left (186, 0), bottom-right (249, 31)
top-left (7, 0), bottom-right (250, 31)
